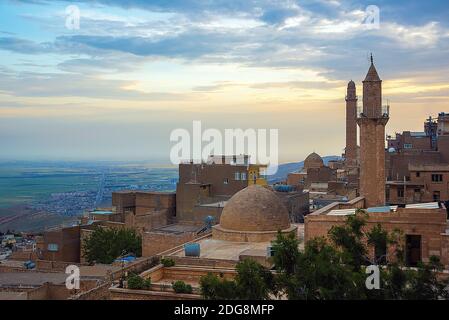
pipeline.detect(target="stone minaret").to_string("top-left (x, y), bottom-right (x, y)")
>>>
top-left (356, 55), bottom-right (389, 207)
top-left (345, 80), bottom-right (358, 166)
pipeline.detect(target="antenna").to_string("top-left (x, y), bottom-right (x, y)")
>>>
top-left (366, 52), bottom-right (371, 64)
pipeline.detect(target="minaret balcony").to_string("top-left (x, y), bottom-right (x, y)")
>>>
top-left (357, 104), bottom-right (390, 120)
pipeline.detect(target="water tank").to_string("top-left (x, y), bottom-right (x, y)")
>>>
top-left (184, 243), bottom-right (200, 257)
top-left (274, 185), bottom-right (294, 192)
top-left (204, 215), bottom-right (215, 227)
top-left (24, 260), bottom-right (36, 269)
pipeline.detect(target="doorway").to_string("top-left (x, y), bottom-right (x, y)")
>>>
top-left (406, 235), bottom-right (421, 267)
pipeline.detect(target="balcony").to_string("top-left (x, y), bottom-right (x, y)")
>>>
top-left (357, 104), bottom-right (389, 119)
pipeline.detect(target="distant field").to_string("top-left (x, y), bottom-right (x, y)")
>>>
top-left (0, 161), bottom-right (178, 215)
top-left (0, 166), bottom-right (100, 210)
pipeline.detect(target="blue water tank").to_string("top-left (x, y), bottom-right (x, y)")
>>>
top-left (204, 216), bottom-right (215, 228)
top-left (184, 243), bottom-right (200, 257)
top-left (274, 185), bottom-right (294, 192)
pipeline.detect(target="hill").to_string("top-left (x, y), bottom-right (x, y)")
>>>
top-left (267, 156), bottom-right (342, 184)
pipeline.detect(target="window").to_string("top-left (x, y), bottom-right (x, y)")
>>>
top-left (397, 189), bottom-right (404, 198)
top-left (416, 172), bottom-right (420, 178)
top-left (47, 243), bottom-right (59, 252)
top-left (241, 173), bottom-right (247, 180)
top-left (433, 191), bottom-right (441, 201)
top-left (223, 178), bottom-right (229, 185)
top-left (404, 143), bottom-right (413, 149)
top-left (431, 174), bottom-right (443, 182)
top-left (234, 172), bottom-right (240, 180)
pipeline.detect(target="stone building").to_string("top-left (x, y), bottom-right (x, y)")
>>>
top-left (386, 113), bottom-right (449, 205)
top-left (305, 58), bottom-right (449, 268)
top-left (345, 80), bottom-right (358, 167)
top-left (212, 185), bottom-right (297, 242)
top-left (387, 164), bottom-right (449, 204)
top-left (305, 198), bottom-right (449, 267)
top-left (38, 226), bottom-right (81, 263)
top-left (273, 185), bottom-right (310, 222)
top-left (176, 155), bottom-right (267, 224)
top-left (356, 55), bottom-right (389, 208)
top-left (109, 185), bottom-right (299, 300)
top-left (113, 191), bottom-right (176, 233)
top-left (287, 152), bottom-right (337, 188)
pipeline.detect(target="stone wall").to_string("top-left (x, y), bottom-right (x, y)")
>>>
top-left (213, 224), bottom-right (297, 242)
top-left (42, 226), bottom-right (81, 263)
top-left (305, 207), bottom-right (449, 266)
top-left (142, 230), bottom-right (197, 257)
top-left (36, 259), bottom-right (82, 272)
top-left (27, 282), bottom-right (73, 300)
top-left (109, 286), bottom-right (201, 300)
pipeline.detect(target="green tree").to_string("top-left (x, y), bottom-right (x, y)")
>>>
top-left (328, 210), bottom-right (368, 271)
top-left (83, 227), bottom-right (142, 264)
top-left (200, 259), bottom-right (274, 300)
top-left (199, 215), bottom-right (449, 300)
top-left (199, 273), bottom-right (237, 300)
top-left (235, 259), bottom-right (275, 300)
top-left (289, 237), bottom-right (365, 300)
top-left (271, 231), bottom-right (299, 275)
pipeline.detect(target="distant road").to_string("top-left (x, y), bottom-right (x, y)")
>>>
top-left (94, 172), bottom-right (106, 208)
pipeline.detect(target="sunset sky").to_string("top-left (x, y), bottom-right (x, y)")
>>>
top-left (0, 0), bottom-right (448, 164)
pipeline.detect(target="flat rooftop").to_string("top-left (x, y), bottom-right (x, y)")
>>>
top-left (0, 272), bottom-right (67, 287)
top-left (151, 223), bottom-right (200, 235)
top-left (114, 190), bottom-right (176, 195)
top-left (0, 292), bottom-right (27, 300)
top-left (169, 224), bottom-right (305, 260)
top-left (325, 202), bottom-right (443, 216)
top-left (199, 201), bottom-right (227, 208)
top-left (170, 238), bottom-right (270, 261)
top-left (90, 210), bottom-right (114, 215)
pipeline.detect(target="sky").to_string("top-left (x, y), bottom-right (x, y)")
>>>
top-left (0, 0), bottom-right (448, 164)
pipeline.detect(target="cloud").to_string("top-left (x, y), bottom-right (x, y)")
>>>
top-left (0, 37), bottom-right (52, 54)
top-left (56, 33), bottom-right (230, 58)
top-left (381, 21), bottom-right (443, 48)
top-left (0, 69), bottom-right (191, 101)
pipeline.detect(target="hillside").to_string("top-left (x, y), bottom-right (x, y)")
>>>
top-left (267, 156), bottom-right (341, 184)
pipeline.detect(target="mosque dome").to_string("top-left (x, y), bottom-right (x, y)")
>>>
top-left (219, 185), bottom-right (290, 232)
top-left (304, 152), bottom-right (324, 170)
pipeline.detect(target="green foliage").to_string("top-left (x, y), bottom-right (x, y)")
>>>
top-left (83, 227), bottom-right (142, 264)
top-left (199, 215), bottom-right (449, 300)
top-left (161, 257), bottom-right (175, 267)
top-left (328, 210), bottom-right (368, 271)
top-left (200, 259), bottom-right (274, 300)
top-left (366, 224), bottom-right (388, 264)
top-left (276, 236), bottom-right (365, 300)
top-left (271, 231), bottom-right (299, 275)
top-left (235, 259), bottom-right (275, 300)
top-left (172, 280), bottom-right (193, 294)
top-left (127, 273), bottom-right (151, 290)
top-left (200, 273), bottom-right (237, 300)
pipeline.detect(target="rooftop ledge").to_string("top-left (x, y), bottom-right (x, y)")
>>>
top-left (309, 197), bottom-right (446, 216)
